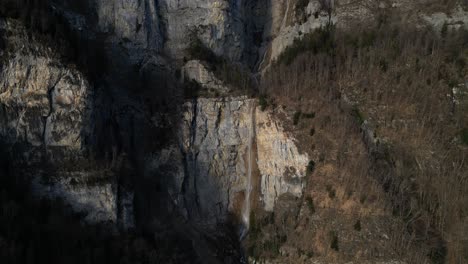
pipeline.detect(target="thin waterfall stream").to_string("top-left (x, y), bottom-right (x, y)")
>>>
top-left (241, 101), bottom-right (256, 239)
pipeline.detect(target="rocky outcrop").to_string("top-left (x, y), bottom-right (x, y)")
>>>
top-left (0, 21), bottom-right (92, 150)
top-left (0, 18), bottom-right (134, 229)
top-left (158, 0), bottom-right (247, 61)
top-left (31, 172), bottom-right (116, 223)
top-left (182, 60), bottom-right (230, 94)
top-left (169, 96), bottom-right (308, 225)
top-left (422, 5), bottom-right (468, 32)
top-left (56, 0), bottom-right (249, 62)
top-left (94, 0), bottom-right (162, 52)
top-left (179, 97), bottom-right (255, 224)
top-left (259, 0), bottom-right (333, 67)
top-left (256, 109), bottom-right (309, 211)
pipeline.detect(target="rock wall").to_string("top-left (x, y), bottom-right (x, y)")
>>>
top-left (180, 97), bottom-right (255, 224)
top-left (158, 0), bottom-right (247, 61)
top-left (0, 21), bottom-right (92, 150)
top-left (0, 18), bottom-right (135, 229)
top-left (256, 109), bottom-right (309, 211)
top-left (258, 0), bottom-right (333, 67)
top-left (171, 96), bottom-right (309, 225)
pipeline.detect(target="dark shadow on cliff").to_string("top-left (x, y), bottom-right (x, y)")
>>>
top-left (0, 1), bottom-right (244, 263)
top-left (0, 140), bottom-right (204, 264)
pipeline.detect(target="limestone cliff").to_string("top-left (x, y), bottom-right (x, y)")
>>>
top-left (1, 0), bottom-right (466, 262)
top-left (256, 109), bottom-right (308, 211)
top-left (0, 18), bottom-right (135, 228)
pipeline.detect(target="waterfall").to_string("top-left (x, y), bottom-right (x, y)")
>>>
top-left (241, 101), bottom-right (255, 239)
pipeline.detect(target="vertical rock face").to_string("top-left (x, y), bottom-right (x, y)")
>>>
top-left (256, 109), bottom-right (309, 211)
top-left (0, 19), bottom-right (134, 228)
top-left (158, 0), bottom-right (247, 61)
top-left (174, 96), bottom-right (308, 224)
top-left (180, 97), bottom-right (256, 224)
top-left (63, 0), bottom-right (249, 61)
top-left (258, 0), bottom-right (334, 67)
top-left (69, 0), bottom-right (163, 52)
top-left (0, 29), bottom-right (92, 150)
top-left (0, 0), bottom-right (314, 234)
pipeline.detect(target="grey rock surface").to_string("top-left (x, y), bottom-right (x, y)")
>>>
top-left (0, 18), bottom-right (134, 228)
top-left (182, 60), bottom-right (230, 93)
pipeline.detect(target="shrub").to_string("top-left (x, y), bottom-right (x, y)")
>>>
top-left (306, 196), bottom-right (315, 213)
top-left (303, 112), bottom-right (316, 118)
top-left (360, 30), bottom-right (377, 48)
top-left (359, 194), bottom-right (366, 204)
top-left (330, 232), bottom-right (339, 251)
top-left (293, 111), bottom-right (302, 125)
top-left (277, 26), bottom-right (336, 65)
top-left (352, 107), bottom-right (365, 125)
top-left (309, 128), bottom-right (316, 136)
top-left (295, 0), bottom-right (309, 11)
top-left (461, 128), bottom-right (468, 145)
top-left (183, 78), bottom-right (201, 98)
top-left (379, 58), bottom-right (388, 72)
top-left (186, 33), bottom-right (255, 92)
top-left (259, 95), bottom-right (269, 111)
top-left (326, 185), bottom-right (336, 199)
top-left (319, 153), bottom-right (325, 162)
top-left (441, 22), bottom-right (448, 38)
top-left (354, 219), bottom-right (361, 231)
top-left (187, 36), bottom-right (219, 65)
top-left (307, 160), bottom-right (316, 174)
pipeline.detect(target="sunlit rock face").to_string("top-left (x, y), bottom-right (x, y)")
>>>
top-left (256, 109), bottom-right (309, 211)
top-left (175, 96), bottom-right (308, 224)
top-left (0, 22), bottom-right (92, 150)
top-left (254, 0), bottom-right (334, 68)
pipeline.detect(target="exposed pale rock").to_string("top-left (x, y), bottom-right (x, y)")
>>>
top-left (258, 1), bottom-right (334, 67)
top-left (256, 109), bottom-right (309, 211)
top-left (422, 6), bottom-right (468, 32)
top-left (0, 19), bottom-right (136, 228)
top-left (0, 20), bottom-right (92, 149)
top-left (175, 96), bottom-right (309, 222)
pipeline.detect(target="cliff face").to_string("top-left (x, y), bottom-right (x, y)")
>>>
top-left (256, 109), bottom-right (309, 212)
top-left (0, 20), bottom-right (91, 150)
top-left (0, 11), bottom-right (310, 249)
top-left (0, 18), bottom-right (136, 228)
top-left (180, 97), bottom-right (256, 225)
top-left (2, 0), bottom-right (467, 262)
top-left (55, 0), bottom-right (249, 63)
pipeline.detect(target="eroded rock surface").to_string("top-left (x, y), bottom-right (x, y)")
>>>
top-left (256, 109), bottom-right (309, 211)
top-left (179, 97), bottom-right (256, 224)
top-left (0, 18), bottom-right (134, 228)
top-left (182, 60), bottom-right (230, 94)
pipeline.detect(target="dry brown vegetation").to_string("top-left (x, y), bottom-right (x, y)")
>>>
top-left (259, 9), bottom-right (468, 264)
